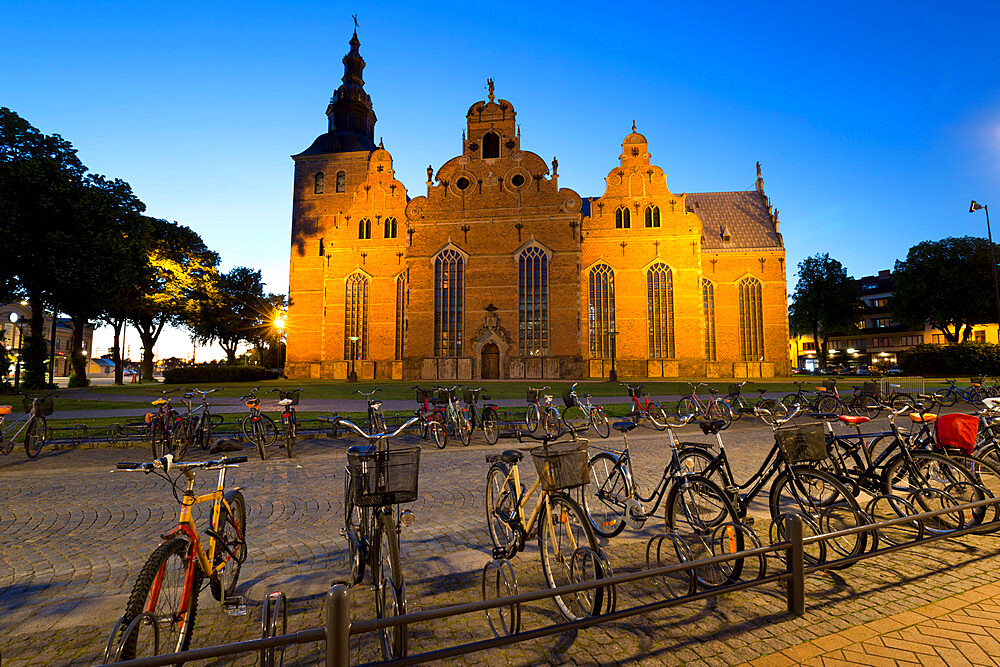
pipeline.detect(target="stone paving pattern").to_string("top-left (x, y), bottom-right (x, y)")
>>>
top-left (1, 414), bottom-right (999, 665)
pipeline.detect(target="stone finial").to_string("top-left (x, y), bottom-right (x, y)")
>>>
top-left (487, 78), bottom-right (495, 102)
top-left (632, 120), bottom-right (636, 132)
top-left (427, 165), bottom-right (433, 183)
top-left (379, 137), bottom-right (383, 149)
top-left (756, 161), bottom-right (764, 194)
top-left (552, 156), bottom-right (558, 176)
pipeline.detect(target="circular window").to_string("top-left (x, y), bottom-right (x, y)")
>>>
top-left (511, 174), bottom-right (525, 187)
top-left (456, 177), bottom-right (470, 190)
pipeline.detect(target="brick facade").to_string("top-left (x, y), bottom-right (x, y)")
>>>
top-left (285, 31), bottom-right (790, 381)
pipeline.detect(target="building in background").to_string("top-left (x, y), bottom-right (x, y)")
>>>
top-left (0, 303), bottom-right (95, 378)
top-left (286, 29), bottom-right (790, 381)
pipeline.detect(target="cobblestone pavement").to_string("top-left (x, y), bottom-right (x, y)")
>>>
top-left (1, 415), bottom-right (999, 665)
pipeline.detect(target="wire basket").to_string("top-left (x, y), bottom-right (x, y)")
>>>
top-left (727, 383), bottom-right (742, 396)
top-left (436, 389), bottom-right (454, 403)
top-left (823, 379), bottom-right (838, 391)
top-left (527, 388), bottom-right (541, 402)
top-left (626, 384), bottom-right (644, 398)
top-left (23, 395), bottom-right (54, 416)
top-left (415, 388), bottom-right (431, 403)
top-left (860, 382), bottom-right (878, 396)
top-left (463, 389), bottom-right (482, 405)
top-left (347, 446), bottom-right (420, 507)
top-left (530, 439), bottom-right (589, 492)
top-left (774, 423), bottom-right (827, 463)
top-left (278, 391), bottom-right (300, 406)
top-left (562, 390), bottom-right (576, 408)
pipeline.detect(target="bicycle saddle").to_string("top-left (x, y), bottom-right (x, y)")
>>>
top-left (346, 444), bottom-right (376, 456)
top-left (612, 421), bottom-right (637, 433)
top-left (909, 413), bottom-right (937, 423)
top-left (501, 450), bottom-right (523, 464)
top-left (839, 415), bottom-right (870, 425)
top-left (0, 405), bottom-right (11, 415)
top-left (756, 389), bottom-right (768, 394)
top-left (278, 398), bottom-right (294, 406)
top-left (708, 388), bottom-right (719, 395)
top-left (698, 420), bottom-right (726, 435)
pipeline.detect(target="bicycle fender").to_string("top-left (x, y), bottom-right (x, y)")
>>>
top-left (223, 488), bottom-right (244, 503)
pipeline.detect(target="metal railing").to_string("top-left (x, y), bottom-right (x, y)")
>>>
top-left (880, 376), bottom-right (925, 397)
top-left (99, 497), bottom-right (1000, 667)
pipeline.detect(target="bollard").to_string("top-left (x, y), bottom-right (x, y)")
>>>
top-left (785, 514), bottom-right (805, 616)
top-left (326, 584), bottom-right (350, 667)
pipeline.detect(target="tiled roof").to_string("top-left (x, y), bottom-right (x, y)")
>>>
top-left (686, 190), bottom-right (782, 251)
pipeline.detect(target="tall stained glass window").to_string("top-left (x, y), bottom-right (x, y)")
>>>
top-left (518, 246), bottom-right (548, 356)
top-left (588, 264), bottom-right (615, 357)
top-left (395, 274), bottom-right (405, 360)
top-left (738, 276), bottom-right (764, 361)
top-left (702, 278), bottom-right (716, 361)
top-left (344, 272), bottom-right (369, 361)
top-left (647, 263), bottom-right (674, 358)
top-left (434, 249), bottom-right (464, 356)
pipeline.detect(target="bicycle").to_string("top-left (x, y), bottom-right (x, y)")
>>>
top-left (560, 382), bottom-right (610, 438)
top-left (934, 379), bottom-right (987, 407)
top-left (435, 385), bottom-right (472, 446)
top-left (584, 416), bottom-right (745, 588)
top-left (358, 387), bottom-right (387, 435)
top-left (725, 381), bottom-right (788, 422)
top-left (331, 414), bottom-right (421, 660)
top-left (524, 385), bottom-right (559, 436)
top-left (612, 381), bottom-right (665, 430)
top-left (184, 388), bottom-right (222, 451)
top-left (412, 386), bottom-right (447, 449)
top-left (145, 388), bottom-right (183, 459)
top-left (675, 382), bottom-right (731, 429)
top-left (485, 428), bottom-right (609, 621)
top-left (270, 387), bottom-right (302, 458)
top-left (109, 454), bottom-right (247, 660)
top-left (463, 387), bottom-right (500, 445)
top-left (0, 391), bottom-right (53, 458)
top-left (676, 406), bottom-right (869, 567)
top-left (240, 387), bottom-right (277, 460)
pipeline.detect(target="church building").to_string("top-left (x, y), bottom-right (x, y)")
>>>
top-left (285, 30), bottom-right (789, 381)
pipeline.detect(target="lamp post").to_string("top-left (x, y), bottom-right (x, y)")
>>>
top-left (348, 335), bottom-right (359, 382)
top-left (608, 329), bottom-right (619, 383)
top-left (8, 312), bottom-right (22, 389)
top-left (273, 311), bottom-right (287, 373)
top-left (971, 201), bottom-right (1000, 343)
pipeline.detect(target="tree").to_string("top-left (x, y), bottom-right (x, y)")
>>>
top-left (892, 236), bottom-right (1000, 343)
top-left (0, 108), bottom-right (87, 387)
top-left (130, 218), bottom-right (219, 381)
top-left (189, 267), bottom-right (268, 365)
top-left (789, 254), bottom-right (862, 368)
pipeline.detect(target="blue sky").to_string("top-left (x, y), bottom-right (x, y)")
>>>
top-left (3, 1), bottom-right (999, 359)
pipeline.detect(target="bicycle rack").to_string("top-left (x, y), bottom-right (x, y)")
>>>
top-left (865, 495), bottom-right (924, 547)
top-left (569, 546), bottom-right (617, 616)
top-left (768, 513), bottom-right (825, 566)
top-left (260, 591), bottom-right (288, 667)
top-left (907, 487), bottom-right (967, 535)
top-left (711, 521), bottom-right (767, 579)
top-left (645, 533), bottom-right (695, 598)
top-left (101, 611), bottom-right (160, 663)
top-left (481, 558), bottom-right (520, 638)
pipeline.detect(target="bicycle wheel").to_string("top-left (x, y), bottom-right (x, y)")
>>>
top-left (665, 474), bottom-right (744, 588)
top-left (585, 452), bottom-right (630, 538)
top-left (538, 492), bottom-right (603, 621)
top-left (727, 396), bottom-right (747, 422)
top-left (482, 409), bottom-right (500, 445)
top-left (456, 411), bottom-right (472, 446)
top-left (781, 393), bottom-right (805, 410)
top-left (815, 395), bottom-right (843, 416)
top-left (882, 451), bottom-right (988, 530)
top-left (429, 417), bottom-right (447, 449)
top-left (118, 538), bottom-right (200, 660)
top-left (282, 417), bottom-right (294, 459)
top-left (198, 413), bottom-right (213, 450)
top-left (851, 394), bottom-right (881, 418)
top-left (757, 398), bottom-right (788, 422)
top-left (525, 405), bottom-right (540, 433)
top-left (706, 400), bottom-right (733, 430)
top-left (943, 452), bottom-right (1000, 533)
top-left (541, 407), bottom-right (560, 437)
top-left (590, 406), bottom-right (611, 439)
top-left (647, 402), bottom-right (668, 431)
top-left (24, 416), bottom-right (47, 458)
top-left (933, 388), bottom-right (958, 407)
top-left (371, 411), bottom-right (387, 436)
top-left (172, 419), bottom-right (190, 461)
top-left (675, 445), bottom-right (718, 479)
top-left (210, 490), bottom-right (247, 601)
top-left (486, 464), bottom-right (517, 556)
top-left (151, 421), bottom-right (172, 459)
top-left (676, 397), bottom-right (696, 419)
top-left (890, 394), bottom-right (916, 412)
top-left (374, 510), bottom-right (407, 660)
top-left (769, 466), bottom-right (868, 566)
top-left (345, 470), bottom-right (367, 585)
top-left (106, 423), bottom-right (122, 446)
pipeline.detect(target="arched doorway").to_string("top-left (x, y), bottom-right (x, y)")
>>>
top-left (481, 342), bottom-right (500, 379)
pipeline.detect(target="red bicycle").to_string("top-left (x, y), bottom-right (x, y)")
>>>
top-left (675, 381), bottom-right (734, 429)
top-left (413, 386), bottom-right (447, 449)
top-left (620, 382), bottom-right (667, 431)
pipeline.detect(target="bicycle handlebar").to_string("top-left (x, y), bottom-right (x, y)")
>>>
top-left (191, 388), bottom-right (220, 397)
top-left (116, 454), bottom-right (248, 473)
top-left (269, 387), bottom-right (302, 394)
top-left (355, 387), bottom-right (382, 398)
top-left (144, 388), bottom-right (182, 395)
top-left (327, 415), bottom-right (421, 440)
top-left (754, 403), bottom-right (801, 426)
top-left (515, 425), bottom-right (586, 445)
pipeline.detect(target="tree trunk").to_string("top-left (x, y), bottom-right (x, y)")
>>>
top-left (221, 342), bottom-right (237, 365)
top-left (111, 318), bottom-right (124, 385)
top-left (22, 297), bottom-right (48, 389)
top-left (68, 315), bottom-right (90, 387)
top-left (133, 315), bottom-right (167, 382)
top-left (813, 322), bottom-right (824, 369)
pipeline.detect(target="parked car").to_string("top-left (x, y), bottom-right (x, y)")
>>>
top-left (885, 366), bottom-right (904, 376)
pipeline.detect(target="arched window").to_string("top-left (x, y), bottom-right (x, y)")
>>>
top-left (358, 218), bottom-right (371, 240)
top-left (644, 205), bottom-right (660, 228)
top-left (647, 263), bottom-right (674, 358)
top-left (738, 276), bottom-right (764, 361)
top-left (482, 132), bottom-right (500, 159)
top-left (434, 249), bottom-right (464, 356)
top-left (395, 274), bottom-right (406, 360)
top-left (615, 206), bottom-right (631, 229)
top-left (702, 279), bottom-right (717, 361)
top-left (344, 273), bottom-right (369, 361)
top-left (519, 246), bottom-right (549, 356)
top-left (588, 264), bottom-right (616, 357)
top-left (383, 217), bottom-right (397, 239)
top-left (335, 171), bottom-right (346, 193)
top-left (314, 172), bottom-right (324, 194)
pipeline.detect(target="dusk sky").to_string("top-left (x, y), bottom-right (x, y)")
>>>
top-left (4, 1), bottom-right (999, 359)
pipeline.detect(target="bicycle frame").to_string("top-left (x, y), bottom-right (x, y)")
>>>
top-left (591, 444), bottom-right (675, 519)
top-left (494, 459), bottom-right (561, 548)
top-left (167, 466), bottom-right (239, 581)
top-left (1, 411), bottom-right (34, 441)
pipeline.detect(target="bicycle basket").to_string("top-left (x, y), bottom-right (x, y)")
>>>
top-left (279, 391), bottom-right (300, 406)
top-left (727, 383), bottom-right (742, 396)
top-left (347, 445), bottom-right (421, 507)
top-left (23, 395), bottom-right (54, 416)
top-left (414, 388), bottom-right (431, 403)
top-left (527, 388), bottom-right (540, 402)
top-left (823, 379), bottom-right (838, 391)
top-left (562, 389), bottom-right (576, 408)
top-left (774, 423), bottom-right (827, 463)
top-left (436, 389), bottom-right (454, 402)
top-left (626, 385), bottom-right (639, 398)
top-left (935, 413), bottom-right (978, 454)
top-left (860, 382), bottom-right (878, 396)
top-left (971, 376), bottom-right (985, 386)
top-left (530, 439), bottom-right (590, 492)
top-left (462, 389), bottom-right (480, 404)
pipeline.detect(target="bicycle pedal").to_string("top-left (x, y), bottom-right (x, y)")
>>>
top-left (224, 596), bottom-right (248, 616)
top-left (743, 516), bottom-right (755, 526)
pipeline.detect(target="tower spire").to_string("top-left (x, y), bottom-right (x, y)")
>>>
top-left (323, 22), bottom-right (377, 152)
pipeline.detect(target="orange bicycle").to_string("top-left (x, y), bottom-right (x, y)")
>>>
top-left (107, 454), bottom-right (248, 661)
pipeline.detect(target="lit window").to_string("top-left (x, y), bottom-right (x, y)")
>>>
top-left (615, 206), bottom-right (631, 229)
top-left (395, 274), bottom-right (406, 360)
top-left (738, 276), bottom-right (763, 361)
top-left (647, 263), bottom-right (674, 358)
top-left (344, 273), bottom-right (369, 361)
top-left (702, 279), bottom-right (716, 361)
top-left (588, 264), bottom-right (615, 357)
top-left (336, 171), bottom-right (346, 193)
top-left (383, 217), bottom-right (397, 239)
top-left (519, 247), bottom-right (548, 356)
top-left (644, 205), bottom-right (660, 228)
top-left (434, 249), bottom-right (464, 357)
top-left (314, 172), bottom-right (324, 194)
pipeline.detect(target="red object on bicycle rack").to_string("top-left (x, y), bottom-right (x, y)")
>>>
top-left (934, 413), bottom-right (978, 454)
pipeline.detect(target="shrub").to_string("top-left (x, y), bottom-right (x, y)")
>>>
top-left (163, 364), bottom-right (280, 384)
top-left (900, 343), bottom-right (1000, 376)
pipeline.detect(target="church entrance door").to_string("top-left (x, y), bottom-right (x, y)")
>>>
top-left (481, 343), bottom-right (500, 379)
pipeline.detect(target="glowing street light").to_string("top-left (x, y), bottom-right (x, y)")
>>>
top-left (348, 335), bottom-right (360, 382)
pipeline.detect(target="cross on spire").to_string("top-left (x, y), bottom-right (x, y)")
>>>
top-left (352, 14), bottom-right (358, 30)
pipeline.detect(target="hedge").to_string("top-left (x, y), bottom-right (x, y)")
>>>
top-left (163, 365), bottom-right (281, 384)
top-left (900, 343), bottom-right (1000, 377)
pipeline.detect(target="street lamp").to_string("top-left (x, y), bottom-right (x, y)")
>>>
top-left (273, 311), bottom-right (287, 372)
top-left (971, 200), bottom-right (1000, 343)
top-left (8, 311), bottom-right (22, 389)
top-left (348, 335), bottom-right (359, 382)
top-left (608, 329), bottom-right (619, 383)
